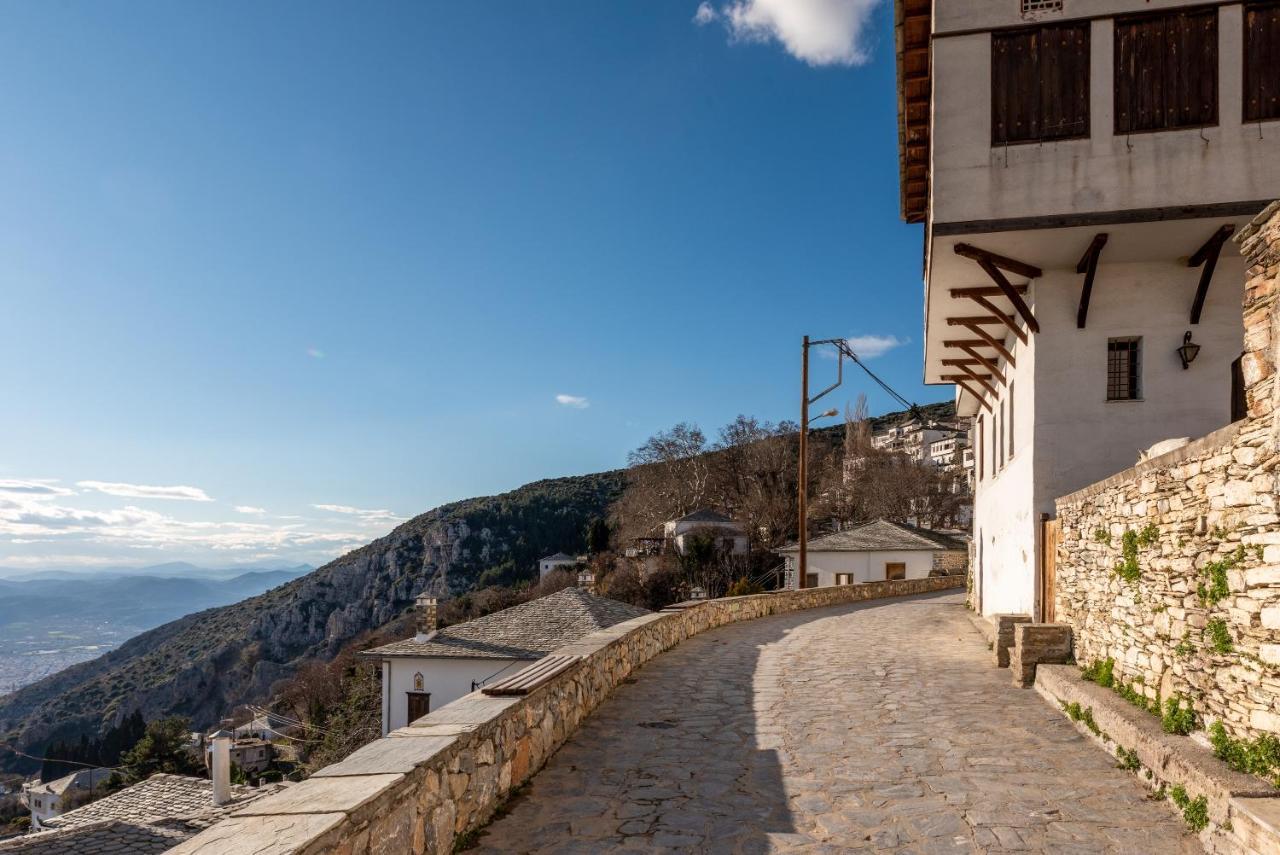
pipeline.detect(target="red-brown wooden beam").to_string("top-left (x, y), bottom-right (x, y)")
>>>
top-left (953, 379), bottom-right (993, 412)
top-left (976, 258), bottom-right (1040, 334)
top-left (956, 322), bottom-right (1017, 366)
top-left (1075, 233), bottom-right (1108, 329)
top-left (945, 315), bottom-right (1017, 326)
top-left (948, 284), bottom-right (1029, 298)
top-left (953, 243), bottom-right (1043, 279)
top-left (1188, 224), bottom-right (1234, 325)
top-left (942, 371), bottom-right (999, 398)
top-left (962, 292), bottom-right (1030, 344)
top-left (956, 340), bottom-right (1011, 373)
top-left (943, 358), bottom-right (1006, 385)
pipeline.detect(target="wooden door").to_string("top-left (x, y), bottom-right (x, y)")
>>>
top-left (406, 692), bottom-right (431, 723)
top-left (1041, 517), bottom-right (1060, 622)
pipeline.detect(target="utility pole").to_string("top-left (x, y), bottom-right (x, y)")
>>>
top-left (798, 336), bottom-right (809, 589)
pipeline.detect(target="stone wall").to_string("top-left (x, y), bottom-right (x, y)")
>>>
top-left (931, 549), bottom-right (968, 576)
top-left (1052, 202), bottom-right (1280, 741)
top-left (172, 575), bottom-right (964, 855)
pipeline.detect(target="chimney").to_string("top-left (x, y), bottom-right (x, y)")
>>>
top-left (414, 593), bottom-right (438, 642)
top-left (209, 729), bottom-right (233, 806)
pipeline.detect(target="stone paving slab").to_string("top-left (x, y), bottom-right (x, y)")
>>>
top-left (470, 591), bottom-right (1200, 854)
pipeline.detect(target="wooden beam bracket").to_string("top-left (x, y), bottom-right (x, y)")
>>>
top-left (1188, 224), bottom-right (1234, 325)
top-left (1075, 233), bottom-right (1108, 329)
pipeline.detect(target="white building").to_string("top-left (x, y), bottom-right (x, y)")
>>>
top-left (898, 0), bottom-right (1276, 617)
top-left (537, 552), bottom-right (578, 578)
top-left (776, 519), bottom-right (967, 588)
top-left (362, 588), bottom-right (649, 736)
top-left (662, 509), bottom-right (749, 556)
top-left (21, 768), bottom-right (110, 829)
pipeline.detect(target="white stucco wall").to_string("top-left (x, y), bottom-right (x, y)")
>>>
top-left (930, 6), bottom-right (1280, 226)
top-left (801, 550), bottom-right (936, 587)
top-left (969, 257), bottom-right (1243, 617)
top-left (380, 657), bottom-right (528, 735)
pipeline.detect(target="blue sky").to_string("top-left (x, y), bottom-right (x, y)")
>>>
top-left (0, 0), bottom-right (937, 571)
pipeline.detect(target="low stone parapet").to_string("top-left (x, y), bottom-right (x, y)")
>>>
top-left (171, 575), bottom-right (964, 855)
top-left (1035, 663), bottom-right (1279, 853)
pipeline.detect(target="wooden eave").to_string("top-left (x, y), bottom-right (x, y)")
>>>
top-left (896, 0), bottom-right (932, 224)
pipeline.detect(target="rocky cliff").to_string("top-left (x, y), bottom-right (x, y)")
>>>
top-left (0, 471), bottom-right (624, 768)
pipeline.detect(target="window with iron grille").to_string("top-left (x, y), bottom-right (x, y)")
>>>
top-left (1107, 338), bottom-right (1142, 400)
top-left (1023, 0), bottom-right (1063, 12)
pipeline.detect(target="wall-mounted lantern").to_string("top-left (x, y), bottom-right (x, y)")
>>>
top-left (1177, 330), bottom-right (1201, 370)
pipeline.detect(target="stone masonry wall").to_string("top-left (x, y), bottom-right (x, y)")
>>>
top-left (172, 575), bottom-right (964, 855)
top-left (931, 549), bottom-right (968, 576)
top-left (1053, 202), bottom-right (1280, 742)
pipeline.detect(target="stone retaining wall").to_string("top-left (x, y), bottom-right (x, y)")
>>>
top-left (172, 575), bottom-right (963, 855)
top-left (1052, 202), bottom-right (1280, 743)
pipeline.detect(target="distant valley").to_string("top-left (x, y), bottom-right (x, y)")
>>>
top-left (0, 564), bottom-right (311, 695)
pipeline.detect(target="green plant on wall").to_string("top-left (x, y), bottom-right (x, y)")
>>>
top-left (1197, 546), bottom-right (1243, 607)
top-left (1081, 657), bottom-right (1116, 688)
top-left (1162, 695), bottom-right (1197, 735)
top-left (1170, 785), bottom-right (1209, 832)
top-left (1094, 527), bottom-right (1112, 545)
top-left (1112, 524), bottom-right (1161, 583)
top-left (1209, 722), bottom-right (1280, 786)
top-left (1205, 618), bottom-right (1234, 654)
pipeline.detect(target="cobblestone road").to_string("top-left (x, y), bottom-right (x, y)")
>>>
top-left (473, 591), bottom-right (1200, 853)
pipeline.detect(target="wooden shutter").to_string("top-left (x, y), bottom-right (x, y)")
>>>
top-left (1246, 1), bottom-right (1280, 121)
top-left (992, 22), bottom-right (1090, 145)
top-left (1115, 6), bottom-right (1218, 133)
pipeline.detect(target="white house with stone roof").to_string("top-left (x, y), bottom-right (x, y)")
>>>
top-left (663, 509), bottom-right (748, 556)
top-left (362, 588), bottom-right (650, 735)
top-left (537, 552), bottom-right (578, 578)
top-left (776, 519), bottom-right (967, 589)
top-left (20, 767), bottom-right (110, 828)
top-left (896, 0), bottom-right (1280, 618)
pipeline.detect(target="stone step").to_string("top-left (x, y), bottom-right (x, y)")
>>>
top-left (1228, 797), bottom-right (1280, 855)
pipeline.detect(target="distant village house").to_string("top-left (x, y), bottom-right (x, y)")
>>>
top-left (778, 519), bottom-right (967, 589)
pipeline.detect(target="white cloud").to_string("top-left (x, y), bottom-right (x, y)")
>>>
top-left (0, 479), bottom-right (74, 497)
top-left (234, 505), bottom-right (266, 515)
top-left (77, 481), bottom-right (214, 502)
top-left (695, 0), bottom-right (880, 67)
top-left (845, 334), bottom-right (906, 359)
top-left (555, 394), bottom-right (590, 409)
top-left (311, 504), bottom-right (405, 525)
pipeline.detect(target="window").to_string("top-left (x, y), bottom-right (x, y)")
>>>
top-left (1022, 0), bottom-right (1063, 12)
top-left (1008, 381), bottom-right (1015, 457)
top-left (1107, 338), bottom-right (1142, 400)
top-left (885, 562), bottom-right (907, 581)
top-left (1245, 1), bottom-right (1280, 121)
top-left (1115, 7), bottom-right (1218, 133)
top-left (992, 21), bottom-right (1090, 144)
top-left (805, 573), bottom-right (819, 588)
top-left (835, 573), bottom-right (853, 586)
top-left (977, 416), bottom-right (984, 481)
top-left (998, 400), bottom-right (1005, 470)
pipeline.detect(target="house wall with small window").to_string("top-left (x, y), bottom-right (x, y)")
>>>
top-left (968, 258), bottom-right (1243, 615)
top-left (379, 656), bottom-right (529, 735)
top-left (785, 550), bottom-right (938, 588)
top-left (931, 3), bottom-right (1280, 226)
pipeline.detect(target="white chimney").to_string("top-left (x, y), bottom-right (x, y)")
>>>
top-left (414, 593), bottom-right (438, 642)
top-left (210, 729), bottom-right (233, 806)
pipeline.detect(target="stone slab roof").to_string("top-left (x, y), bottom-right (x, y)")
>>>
top-left (538, 552), bottom-right (575, 562)
top-left (363, 588), bottom-right (651, 661)
top-left (673, 509), bottom-right (734, 524)
top-left (776, 519), bottom-right (967, 554)
top-left (0, 774), bottom-right (284, 854)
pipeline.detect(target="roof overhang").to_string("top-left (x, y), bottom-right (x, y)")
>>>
top-left (924, 211), bottom-right (1260, 413)
top-left (896, 0), bottom-right (932, 223)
